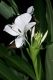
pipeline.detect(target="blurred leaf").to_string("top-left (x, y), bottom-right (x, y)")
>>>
top-left (7, 0), bottom-right (19, 14)
top-left (0, 73), bottom-right (7, 80)
top-left (4, 55), bottom-right (35, 80)
top-left (46, 0), bottom-right (53, 42)
top-left (0, 44), bottom-right (11, 57)
top-left (45, 0), bottom-right (53, 80)
top-left (0, 44), bottom-right (35, 79)
top-left (0, 45), bottom-right (28, 80)
top-left (0, 60), bottom-right (23, 80)
top-left (34, 55), bottom-right (42, 80)
top-left (0, 1), bottom-right (16, 19)
top-left (45, 44), bottom-right (53, 80)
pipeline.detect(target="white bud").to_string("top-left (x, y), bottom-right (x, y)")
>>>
top-left (27, 6), bottom-right (34, 15)
top-left (41, 30), bottom-right (48, 44)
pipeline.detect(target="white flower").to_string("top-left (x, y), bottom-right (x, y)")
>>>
top-left (4, 13), bottom-right (36, 48)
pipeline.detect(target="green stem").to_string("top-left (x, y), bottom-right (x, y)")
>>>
top-left (32, 57), bottom-right (39, 80)
top-left (31, 48), bottom-right (41, 80)
top-left (33, 58), bottom-right (40, 80)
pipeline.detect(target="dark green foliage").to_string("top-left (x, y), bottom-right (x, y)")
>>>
top-left (0, 0), bottom-right (53, 80)
top-left (45, 0), bottom-right (53, 80)
top-left (0, 44), bottom-right (35, 80)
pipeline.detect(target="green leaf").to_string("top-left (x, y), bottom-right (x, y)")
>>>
top-left (4, 55), bottom-right (35, 80)
top-left (45, 0), bottom-right (53, 80)
top-left (0, 1), bottom-right (16, 19)
top-left (0, 44), bottom-right (11, 57)
top-left (46, 0), bottom-right (53, 42)
top-left (7, 0), bottom-right (19, 14)
top-left (0, 44), bottom-right (35, 79)
top-left (33, 55), bottom-right (42, 80)
top-left (45, 44), bottom-right (53, 80)
top-left (0, 60), bottom-right (23, 80)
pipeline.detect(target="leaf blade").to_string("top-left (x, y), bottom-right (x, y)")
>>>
top-left (0, 1), bottom-right (16, 19)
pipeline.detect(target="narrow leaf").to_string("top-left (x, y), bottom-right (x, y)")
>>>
top-left (45, 0), bottom-right (53, 80)
top-left (7, 0), bottom-right (19, 14)
top-left (0, 60), bottom-right (23, 80)
top-left (4, 55), bottom-right (35, 80)
top-left (0, 1), bottom-right (15, 19)
top-left (46, 0), bottom-right (53, 42)
top-left (46, 44), bottom-right (53, 80)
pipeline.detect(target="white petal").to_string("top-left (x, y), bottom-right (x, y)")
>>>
top-left (31, 26), bottom-right (35, 42)
top-left (27, 6), bottom-right (34, 15)
top-left (14, 13), bottom-right (32, 31)
top-left (3, 25), bottom-right (18, 36)
top-left (25, 22), bottom-right (36, 31)
top-left (15, 36), bottom-right (25, 48)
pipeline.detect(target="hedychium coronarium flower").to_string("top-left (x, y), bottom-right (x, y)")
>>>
top-left (3, 13), bottom-right (36, 48)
